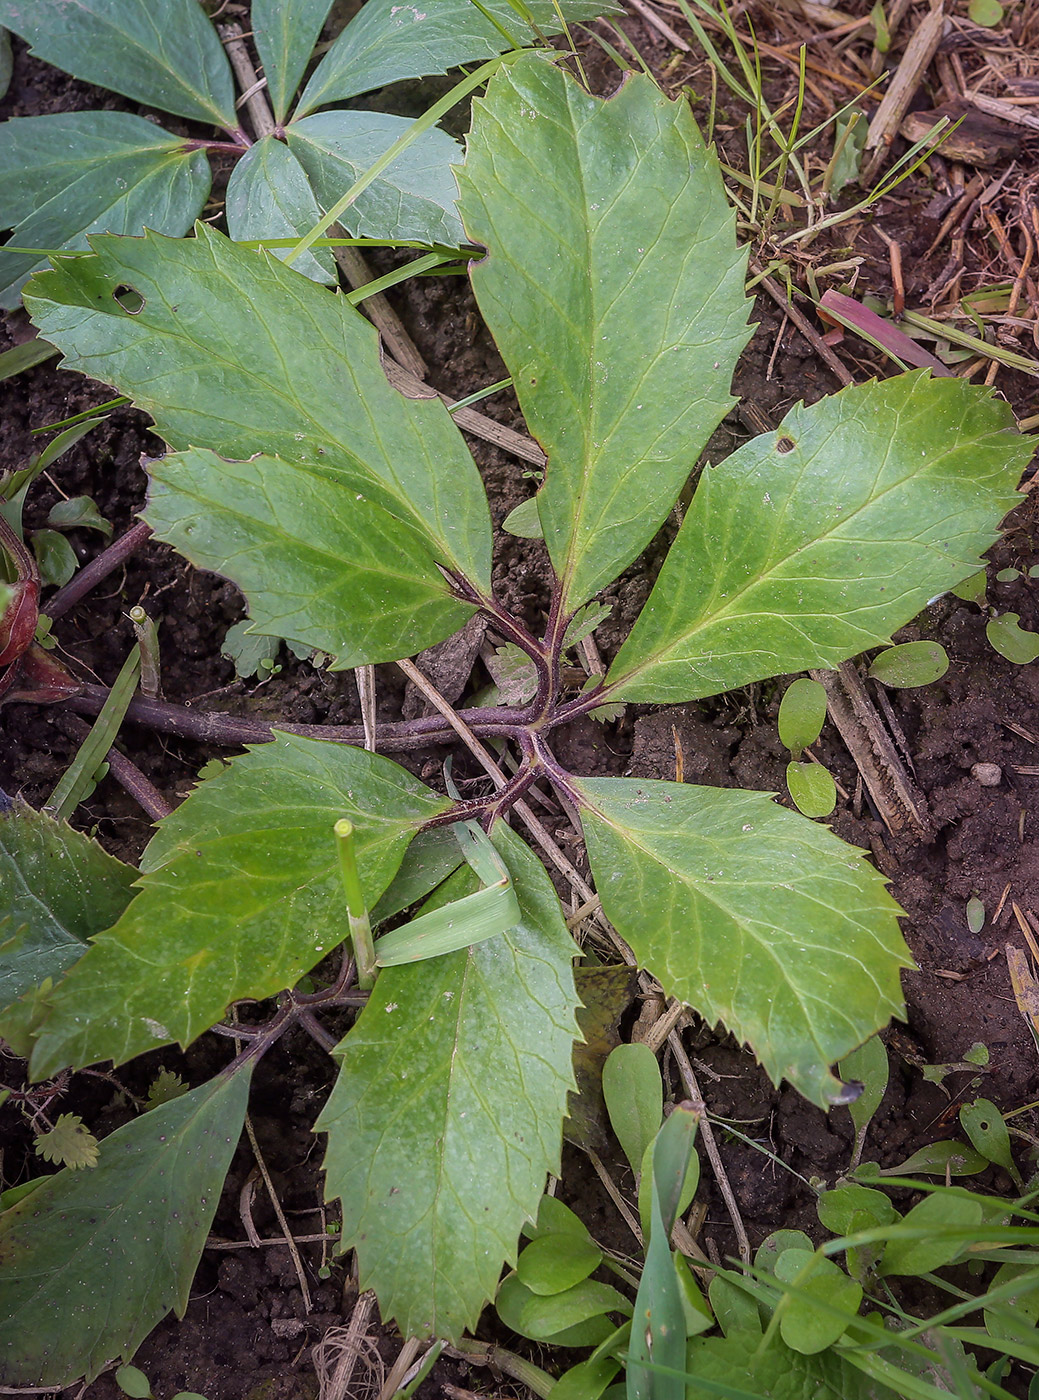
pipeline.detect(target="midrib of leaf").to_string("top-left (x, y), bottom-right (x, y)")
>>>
top-left (60, 1), bottom-right (230, 127)
top-left (607, 404), bottom-right (976, 693)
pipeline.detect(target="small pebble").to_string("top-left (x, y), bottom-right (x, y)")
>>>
top-left (971, 762), bottom-right (1002, 787)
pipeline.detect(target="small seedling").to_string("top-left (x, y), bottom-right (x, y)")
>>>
top-left (0, 52), bottom-right (1030, 1386)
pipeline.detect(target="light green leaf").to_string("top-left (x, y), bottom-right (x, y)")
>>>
top-left (294, 0), bottom-right (617, 117)
top-left (829, 107), bottom-right (865, 197)
top-left (34, 1112), bottom-right (100, 1170)
top-left (115, 1365), bottom-right (153, 1399)
top-left (987, 612), bottom-right (1039, 664)
top-left (601, 1042), bottom-right (662, 1176)
top-left (225, 136), bottom-right (336, 284)
top-left (0, 1064), bottom-right (252, 1387)
top-left (574, 778), bottom-right (912, 1107)
top-left (517, 1233), bottom-right (603, 1296)
top-left (868, 641), bottom-right (948, 688)
top-left (145, 448), bottom-right (475, 668)
top-left (786, 761), bottom-right (837, 818)
top-left (458, 56), bottom-right (750, 609)
top-left (220, 619), bottom-right (281, 680)
top-left (0, 112), bottom-right (211, 308)
top-left (968, 0), bottom-right (1004, 25)
top-left (286, 112), bottom-right (465, 246)
top-left (370, 826), bottom-right (465, 924)
top-left (497, 1274), bottom-right (630, 1343)
top-left (838, 1034), bottom-right (888, 1156)
top-left (502, 495), bottom-right (544, 539)
top-left (951, 569), bottom-right (987, 604)
top-left (0, 0), bottom-right (236, 126)
top-left (319, 823), bottom-right (579, 1341)
top-left (29, 736), bottom-right (449, 1076)
top-left (0, 798), bottom-right (136, 1011)
top-left (25, 226), bottom-right (491, 591)
top-left (774, 1249), bottom-right (862, 1354)
top-left (607, 374), bottom-right (1028, 702)
top-left (252, 0), bottom-right (334, 123)
top-left (879, 1191), bottom-right (983, 1277)
top-left (959, 1097), bottom-right (1021, 1185)
top-left (778, 677), bottom-right (827, 755)
top-left (817, 1185), bottom-right (897, 1237)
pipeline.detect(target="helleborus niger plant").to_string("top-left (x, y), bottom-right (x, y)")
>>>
top-left (0, 52), bottom-right (1029, 1386)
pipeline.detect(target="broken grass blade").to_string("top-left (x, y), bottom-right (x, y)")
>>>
top-left (31, 398), bottom-right (128, 436)
top-left (373, 821), bottom-right (521, 966)
top-left (346, 252), bottom-right (450, 307)
top-left (0, 339), bottom-right (58, 381)
top-left (334, 818), bottom-right (377, 990)
top-left (45, 645), bottom-right (141, 821)
top-left (899, 308), bottom-right (1039, 379)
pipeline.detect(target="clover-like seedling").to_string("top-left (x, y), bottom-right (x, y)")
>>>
top-left (0, 51), bottom-right (1030, 1385)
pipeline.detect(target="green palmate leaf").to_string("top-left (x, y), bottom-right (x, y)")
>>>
top-left (294, 0), bottom-right (617, 117)
top-left (607, 374), bottom-right (1028, 702)
top-left (0, 0), bottom-right (236, 127)
top-left (0, 1065), bottom-right (252, 1387)
top-left (0, 112), bottom-right (211, 309)
top-left (252, 0), bottom-right (335, 124)
top-left (0, 798), bottom-right (136, 1012)
top-left (225, 136), bottom-right (336, 284)
top-left (34, 1112), bottom-right (100, 1170)
top-left (29, 736), bottom-right (449, 1076)
top-left (574, 778), bottom-right (912, 1107)
top-left (319, 823), bottom-right (579, 1341)
top-left (286, 112), bottom-right (465, 246)
top-left (458, 56), bottom-right (750, 609)
top-left (24, 226), bottom-right (491, 594)
top-left (146, 449), bottom-right (473, 668)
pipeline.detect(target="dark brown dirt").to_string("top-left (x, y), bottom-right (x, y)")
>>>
top-left (3, 4), bottom-right (1039, 1398)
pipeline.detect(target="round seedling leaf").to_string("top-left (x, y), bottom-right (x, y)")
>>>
top-left (868, 641), bottom-right (949, 688)
top-left (951, 570), bottom-right (987, 604)
top-left (778, 677), bottom-right (827, 754)
top-left (755, 1230), bottom-right (815, 1276)
top-left (969, 0), bottom-right (1004, 25)
top-left (987, 614), bottom-right (1039, 664)
top-left (817, 1185), bottom-right (898, 1237)
top-left (517, 1234), bottom-right (603, 1296)
top-left (995, 567), bottom-right (1020, 582)
top-left (774, 1248), bottom-right (863, 1354)
top-left (786, 761), bottom-right (837, 818)
top-left (115, 1366), bottom-right (153, 1399)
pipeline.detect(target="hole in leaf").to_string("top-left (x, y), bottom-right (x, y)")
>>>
top-left (113, 285), bottom-right (145, 314)
top-left (776, 435), bottom-right (796, 454)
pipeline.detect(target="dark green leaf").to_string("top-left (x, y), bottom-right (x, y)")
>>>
top-left (786, 761), bottom-right (837, 818)
top-left (286, 112), bottom-right (465, 246)
top-left (575, 778), bottom-right (912, 1107)
top-left (838, 1034), bottom-right (888, 1147)
top-left (0, 799), bottom-right (136, 1011)
top-left (294, 0), bottom-right (618, 116)
top-left (370, 826), bottom-right (465, 924)
top-left (0, 112), bottom-right (211, 308)
top-left (869, 1139), bottom-right (989, 1177)
top-left (959, 1098), bottom-right (1021, 1185)
top-left (778, 677), bottom-right (827, 754)
top-left (29, 737), bottom-right (448, 1075)
top-left (319, 824), bottom-right (579, 1341)
top-left (0, 0), bottom-right (236, 126)
top-left (0, 1064), bottom-right (252, 1387)
top-left (252, 0), bottom-right (335, 123)
top-left (867, 641), bottom-right (948, 688)
top-left (607, 375), bottom-right (1028, 702)
top-left (0, 26), bottom-right (11, 101)
top-left (458, 56), bottom-right (750, 608)
top-left (817, 1185), bottom-right (897, 1237)
top-left (25, 226), bottom-right (491, 592)
top-left (30, 528), bottom-right (77, 587)
top-left (225, 136), bottom-right (336, 284)
top-left (145, 448), bottom-right (475, 668)
top-left (46, 495), bottom-right (112, 537)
